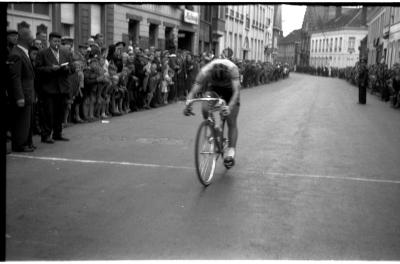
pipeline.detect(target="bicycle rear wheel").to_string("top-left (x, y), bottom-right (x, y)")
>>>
top-left (195, 121), bottom-right (218, 186)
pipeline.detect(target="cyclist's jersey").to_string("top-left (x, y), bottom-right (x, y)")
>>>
top-left (195, 59), bottom-right (240, 104)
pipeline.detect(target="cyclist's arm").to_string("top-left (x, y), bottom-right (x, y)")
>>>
top-left (186, 82), bottom-right (202, 101)
top-left (228, 67), bottom-right (240, 109)
top-left (187, 70), bottom-right (205, 101)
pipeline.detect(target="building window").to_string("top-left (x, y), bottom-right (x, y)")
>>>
top-left (330, 38), bottom-right (333, 52)
top-left (61, 23), bottom-right (71, 37)
top-left (37, 24), bottom-right (47, 35)
top-left (205, 6), bottom-right (211, 22)
top-left (323, 39), bottom-right (325, 52)
top-left (348, 37), bottom-right (355, 51)
top-left (311, 40), bottom-right (314, 52)
top-left (251, 38), bottom-right (253, 58)
top-left (90, 4), bottom-right (101, 36)
top-left (33, 3), bottom-right (49, 15)
top-left (334, 38), bottom-right (337, 52)
top-left (339, 37), bottom-right (342, 52)
top-left (12, 3), bottom-right (50, 15)
top-left (14, 3), bottom-right (32, 13)
top-left (234, 33), bottom-right (237, 58)
top-left (325, 39), bottom-right (328, 52)
top-left (61, 4), bottom-right (74, 26)
top-left (218, 6), bottom-right (224, 19)
top-left (239, 34), bottom-right (242, 58)
top-left (17, 21), bottom-right (30, 30)
top-left (319, 39), bottom-right (321, 52)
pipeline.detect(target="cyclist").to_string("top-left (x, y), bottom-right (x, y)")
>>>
top-left (184, 58), bottom-right (240, 168)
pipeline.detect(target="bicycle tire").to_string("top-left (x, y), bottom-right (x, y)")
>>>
top-left (194, 120), bottom-right (218, 186)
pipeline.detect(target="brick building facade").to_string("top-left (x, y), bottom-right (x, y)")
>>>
top-left (7, 3), bottom-right (200, 53)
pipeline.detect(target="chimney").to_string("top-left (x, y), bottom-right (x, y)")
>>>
top-left (361, 7), bottom-right (367, 26)
top-left (335, 6), bottom-right (342, 18)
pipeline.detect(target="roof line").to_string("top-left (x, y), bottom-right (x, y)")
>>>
top-left (347, 9), bottom-right (361, 26)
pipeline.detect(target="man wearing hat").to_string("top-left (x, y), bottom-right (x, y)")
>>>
top-left (114, 41), bottom-right (125, 72)
top-left (94, 33), bottom-right (104, 49)
top-left (36, 31), bottom-right (48, 49)
top-left (35, 31), bottom-right (75, 143)
top-left (73, 43), bottom-right (88, 66)
top-left (7, 29), bottom-right (18, 54)
top-left (358, 57), bottom-right (368, 104)
top-left (8, 27), bottom-right (36, 152)
top-left (115, 41), bottom-right (126, 54)
top-left (6, 29), bottom-right (20, 152)
top-left (61, 36), bottom-right (74, 51)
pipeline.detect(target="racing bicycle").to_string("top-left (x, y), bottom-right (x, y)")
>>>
top-left (185, 93), bottom-right (230, 186)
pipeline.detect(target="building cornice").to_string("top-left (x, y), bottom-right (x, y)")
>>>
top-left (311, 26), bottom-right (368, 36)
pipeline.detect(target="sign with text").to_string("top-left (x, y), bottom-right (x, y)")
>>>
top-left (184, 9), bottom-right (199, 25)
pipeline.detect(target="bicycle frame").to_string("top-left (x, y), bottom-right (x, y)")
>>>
top-left (186, 97), bottom-right (227, 155)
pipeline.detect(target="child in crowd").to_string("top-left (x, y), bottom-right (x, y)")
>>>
top-left (119, 67), bottom-right (130, 114)
top-left (161, 58), bottom-right (173, 105)
top-left (84, 57), bottom-right (102, 121)
top-left (109, 66), bottom-right (122, 116)
top-left (97, 57), bottom-right (110, 119)
top-left (72, 61), bottom-right (85, 123)
top-left (144, 59), bottom-right (160, 109)
top-left (142, 55), bottom-right (152, 109)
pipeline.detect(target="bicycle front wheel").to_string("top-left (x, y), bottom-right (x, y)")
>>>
top-left (195, 121), bottom-right (218, 186)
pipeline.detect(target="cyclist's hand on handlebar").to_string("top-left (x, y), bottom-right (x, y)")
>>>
top-left (221, 105), bottom-right (231, 116)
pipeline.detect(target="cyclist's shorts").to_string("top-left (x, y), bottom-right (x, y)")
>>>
top-left (207, 84), bottom-right (240, 106)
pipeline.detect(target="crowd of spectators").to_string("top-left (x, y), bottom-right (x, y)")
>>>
top-left (296, 62), bottom-right (400, 108)
top-left (6, 28), bottom-right (289, 153)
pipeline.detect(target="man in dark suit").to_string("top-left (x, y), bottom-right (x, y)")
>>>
top-left (358, 57), bottom-right (368, 104)
top-left (35, 32), bottom-right (75, 143)
top-left (8, 27), bottom-right (35, 152)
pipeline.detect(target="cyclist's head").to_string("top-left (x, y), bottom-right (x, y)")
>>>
top-left (211, 63), bottom-right (229, 83)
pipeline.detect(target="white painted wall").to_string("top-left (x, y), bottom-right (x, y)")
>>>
top-left (310, 29), bottom-right (367, 68)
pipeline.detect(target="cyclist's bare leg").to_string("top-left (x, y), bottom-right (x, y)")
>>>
top-left (226, 103), bottom-right (239, 148)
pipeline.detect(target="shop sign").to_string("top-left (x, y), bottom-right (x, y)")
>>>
top-left (184, 9), bottom-right (199, 25)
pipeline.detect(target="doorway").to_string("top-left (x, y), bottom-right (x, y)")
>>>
top-left (149, 24), bottom-right (158, 48)
top-left (128, 19), bottom-right (139, 46)
top-left (178, 30), bottom-right (193, 52)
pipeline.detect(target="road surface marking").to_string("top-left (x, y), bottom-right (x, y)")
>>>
top-left (254, 170), bottom-right (400, 185)
top-left (9, 154), bottom-right (193, 170)
top-left (9, 154), bottom-right (400, 184)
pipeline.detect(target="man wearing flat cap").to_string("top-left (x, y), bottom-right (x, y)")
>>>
top-left (35, 31), bottom-right (75, 143)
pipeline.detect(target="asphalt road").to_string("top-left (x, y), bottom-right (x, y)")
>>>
top-left (6, 73), bottom-right (400, 260)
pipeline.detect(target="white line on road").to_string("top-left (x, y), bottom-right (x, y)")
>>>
top-left (9, 154), bottom-right (400, 185)
top-left (254, 170), bottom-right (400, 185)
top-left (9, 154), bottom-right (193, 170)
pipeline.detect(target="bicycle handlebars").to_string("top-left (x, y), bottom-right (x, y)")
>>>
top-left (185, 97), bottom-right (227, 107)
top-left (185, 97), bottom-right (227, 116)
